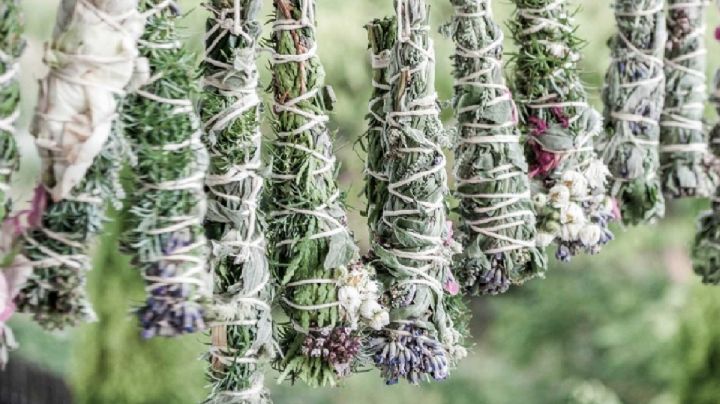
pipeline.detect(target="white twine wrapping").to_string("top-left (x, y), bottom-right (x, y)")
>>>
top-left (202, 2), bottom-right (274, 401)
top-left (452, 0), bottom-right (536, 254)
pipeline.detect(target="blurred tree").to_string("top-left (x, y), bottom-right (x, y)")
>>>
top-left (70, 209), bottom-right (205, 404)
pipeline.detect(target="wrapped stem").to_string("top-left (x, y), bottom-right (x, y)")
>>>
top-left (599, 0), bottom-right (666, 224)
top-left (660, 0), bottom-right (715, 198)
top-left (444, 0), bottom-right (547, 295)
top-left (200, 1), bottom-right (275, 402)
top-left (268, 0), bottom-right (388, 388)
top-left (692, 1), bottom-right (720, 284)
top-left (122, 0), bottom-right (211, 338)
top-left (368, 0), bottom-right (467, 385)
top-left (509, 0), bottom-right (616, 261)
top-left (15, 0), bottom-right (145, 329)
top-left (364, 17), bottom-right (397, 237)
top-left (0, 0), bottom-right (25, 369)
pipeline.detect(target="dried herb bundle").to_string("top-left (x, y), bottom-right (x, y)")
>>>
top-left (122, 0), bottom-right (211, 338)
top-left (598, 0), bottom-right (666, 225)
top-left (509, 0), bottom-right (616, 261)
top-left (443, 0), bottom-right (546, 295)
top-left (367, 0), bottom-right (467, 385)
top-left (0, 0), bottom-right (25, 369)
top-left (692, 4), bottom-right (720, 285)
top-left (267, 0), bottom-right (388, 388)
top-left (364, 16), bottom-right (396, 238)
top-left (15, 0), bottom-right (144, 329)
top-left (201, 1), bottom-right (275, 402)
top-left (660, 0), bottom-right (715, 198)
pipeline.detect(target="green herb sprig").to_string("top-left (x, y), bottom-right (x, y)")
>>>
top-left (598, 0), bottom-right (666, 224)
top-left (15, 0), bottom-right (144, 329)
top-left (443, 0), bottom-right (547, 295)
top-left (200, 1), bottom-right (275, 402)
top-left (660, 0), bottom-right (716, 198)
top-left (122, 0), bottom-right (211, 339)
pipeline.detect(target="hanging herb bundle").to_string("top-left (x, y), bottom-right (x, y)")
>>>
top-left (0, 0), bottom-right (25, 369)
top-left (367, 0), bottom-right (468, 385)
top-left (692, 6), bottom-right (720, 285)
top-left (442, 0), bottom-right (546, 295)
top-left (363, 16), bottom-right (397, 236)
top-left (267, 0), bottom-right (389, 388)
top-left (200, 1), bottom-right (275, 401)
top-left (598, 0), bottom-right (666, 225)
top-left (122, 0), bottom-right (211, 339)
top-left (509, 0), bottom-right (616, 261)
top-left (660, 0), bottom-right (715, 198)
top-left (14, 0), bottom-right (145, 329)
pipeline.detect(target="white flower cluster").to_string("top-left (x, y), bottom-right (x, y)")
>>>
top-left (535, 159), bottom-right (615, 251)
top-left (337, 265), bottom-right (389, 331)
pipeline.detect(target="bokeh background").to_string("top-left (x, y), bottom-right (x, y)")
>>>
top-left (4, 0), bottom-right (720, 403)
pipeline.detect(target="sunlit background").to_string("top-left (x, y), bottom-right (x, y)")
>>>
top-left (4, 0), bottom-right (720, 403)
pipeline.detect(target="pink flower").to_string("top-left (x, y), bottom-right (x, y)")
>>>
top-left (4, 185), bottom-right (47, 237)
top-left (551, 106), bottom-right (570, 129)
top-left (529, 142), bottom-right (562, 178)
top-left (715, 26), bottom-right (720, 41)
top-left (444, 272), bottom-right (460, 296)
top-left (611, 197), bottom-right (622, 221)
top-left (528, 116), bottom-right (548, 136)
top-left (0, 261), bottom-right (31, 325)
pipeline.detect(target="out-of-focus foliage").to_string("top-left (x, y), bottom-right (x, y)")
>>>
top-left (4, 1), bottom-right (720, 404)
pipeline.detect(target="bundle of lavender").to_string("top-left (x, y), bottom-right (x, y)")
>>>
top-left (267, 0), bottom-right (388, 388)
top-left (200, 1), bottom-right (275, 401)
top-left (14, 0), bottom-right (145, 329)
top-left (367, 0), bottom-right (468, 385)
top-left (598, 0), bottom-right (666, 225)
top-left (509, 0), bottom-right (616, 261)
top-left (0, 0), bottom-right (26, 368)
top-left (692, 3), bottom-right (720, 285)
top-left (122, 0), bottom-right (211, 339)
top-left (660, 0), bottom-right (715, 198)
top-left (443, 0), bottom-right (547, 296)
top-left (363, 16), bottom-right (396, 238)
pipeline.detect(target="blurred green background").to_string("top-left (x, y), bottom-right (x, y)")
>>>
top-left (6, 0), bottom-right (720, 403)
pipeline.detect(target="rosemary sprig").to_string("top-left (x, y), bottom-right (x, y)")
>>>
top-left (443, 0), bottom-right (547, 295)
top-left (15, 0), bottom-right (144, 329)
top-left (122, 0), bottom-right (211, 338)
top-left (267, 0), bottom-right (388, 388)
top-left (367, 0), bottom-right (468, 385)
top-left (509, 0), bottom-right (616, 261)
top-left (598, 0), bottom-right (666, 224)
top-left (660, 0), bottom-right (716, 198)
top-left (200, 1), bottom-right (275, 402)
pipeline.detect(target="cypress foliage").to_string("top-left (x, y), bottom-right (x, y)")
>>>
top-left (200, 1), bottom-right (275, 401)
